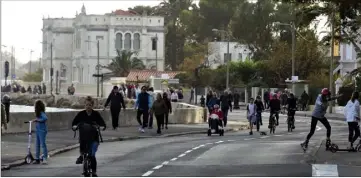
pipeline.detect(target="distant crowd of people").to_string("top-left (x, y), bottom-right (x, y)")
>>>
top-left (1, 83), bottom-right (47, 94)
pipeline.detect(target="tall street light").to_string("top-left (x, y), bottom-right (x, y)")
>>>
top-left (85, 40), bottom-right (100, 97)
top-left (212, 28), bottom-right (230, 90)
top-left (29, 50), bottom-right (34, 73)
top-left (274, 22), bottom-right (296, 94)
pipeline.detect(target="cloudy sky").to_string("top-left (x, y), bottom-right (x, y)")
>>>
top-left (1, 0), bottom-right (327, 64)
top-left (1, 0), bottom-right (161, 64)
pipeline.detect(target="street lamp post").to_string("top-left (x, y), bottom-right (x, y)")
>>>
top-left (212, 29), bottom-right (230, 90)
top-left (29, 50), bottom-right (34, 73)
top-left (275, 22), bottom-right (296, 94)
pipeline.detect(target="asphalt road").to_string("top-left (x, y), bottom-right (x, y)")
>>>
top-left (2, 111), bottom-right (360, 177)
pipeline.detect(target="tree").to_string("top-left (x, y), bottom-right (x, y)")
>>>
top-left (22, 69), bottom-right (42, 82)
top-left (128, 5), bottom-right (155, 15)
top-left (103, 50), bottom-right (145, 77)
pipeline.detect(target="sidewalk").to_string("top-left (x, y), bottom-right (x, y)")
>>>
top-left (1, 122), bottom-right (248, 169)
top-left (311, 140), bottom-right (361, 166)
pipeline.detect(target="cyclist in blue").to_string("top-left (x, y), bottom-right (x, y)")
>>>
top-left (72, 96), bottom-right (106, 177)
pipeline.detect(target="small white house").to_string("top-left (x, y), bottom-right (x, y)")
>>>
top-left (207, 42), bottom-right (253, 69)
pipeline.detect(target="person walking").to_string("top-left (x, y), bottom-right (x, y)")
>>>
top-left (104, 86), bottom-right (126, 130)
top-left (344, 91), bottom-right (361, 150)
top-left (152, 93), bottom-right (168, 134)
top-left (2, 95), bottom-right (10, 123)
top-left (264, 90), bottom-right (270, 109)
top-left (1, 103), bottom-right (7, 131)
top-left (189, 87), bottom-right (195, 104)
top-left (247, 98), bottom-right (257, 135)
top-left (162, 92), bottom-right (172, 129)
top-left (135, 86), bottom-right (152, 133)
top-left (147, 87), bottom-right (155, 129)
top-left (220, 90), bottom-right (231, 127)
top-left (32, 100), bottom-right (48, 164)
top-left (171, 91), bottom-right (178, 102)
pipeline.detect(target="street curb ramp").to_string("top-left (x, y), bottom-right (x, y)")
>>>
top-left (1, 126), bottom-right (248, 171)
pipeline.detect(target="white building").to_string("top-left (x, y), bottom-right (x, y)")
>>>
top-left (42, 4), bottom-right (165, 88)
top-left (333, 29), bottom-right (361, 77)
top-left (207, 42), bottom-right (252, 69)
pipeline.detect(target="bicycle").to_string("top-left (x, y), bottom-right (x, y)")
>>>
top-left (269, 111), bottom-right (278, 134)
top-left (287, 109), bottom-right (296, 132)
top-left (72, 123), bottom-right (104, 177)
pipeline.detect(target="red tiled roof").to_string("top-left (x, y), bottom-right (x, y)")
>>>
top-left (127, 70), bottom-right (181, 82)
top-left (113, 10), bottom-right (137, 16)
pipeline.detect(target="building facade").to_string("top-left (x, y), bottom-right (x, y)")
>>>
top-left (207, 42), bottom-right (252, 69)
top-left (42, 5), bottom-right (165, 86)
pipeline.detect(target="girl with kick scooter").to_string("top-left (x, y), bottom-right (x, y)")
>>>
top-left (301, 88), bottom-right (342, 152)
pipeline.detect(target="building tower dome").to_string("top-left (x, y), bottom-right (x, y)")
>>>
top-left (81, 3), bottom-right (86, 15)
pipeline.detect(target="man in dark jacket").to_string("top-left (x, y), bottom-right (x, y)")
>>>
top-left (135, 86), bottom-right (152, 133)
top-left (254, 95), bottom-right (264, 131)
top-left (220, 91), bottom-right (231, 127)
top-left (2, 95), bottom-right (10, 123)
top-left (269, 94), bottom-right (281, 126)
top-left (104, 86), bottom-right (126, 130)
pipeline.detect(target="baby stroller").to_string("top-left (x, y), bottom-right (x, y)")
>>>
top-left (207, 108), bottom-right (224, 136)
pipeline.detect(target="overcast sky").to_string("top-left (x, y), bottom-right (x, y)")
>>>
top-left (1, 0), bottom-right (327, 64)
top-left (1, 1), bottom-right (161, 64)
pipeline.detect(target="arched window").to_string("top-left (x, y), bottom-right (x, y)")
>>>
top-left (115, 33), bottom-right (122, 50)
top-left (133, 33), bottom-right (140, 50)
top-left (124, 33), bottom-right (131, 50)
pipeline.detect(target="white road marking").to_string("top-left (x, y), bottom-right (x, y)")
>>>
top-left (162, 161), bottom-right (169, 165)
top-left (206, 143), bottom-right (213, 145)
top-left (142, 171), bottom-right (154, 177)
top-left (185, 150), bottom-right (192, 153)
top-left (274, 135), bottom-right (283, 137)
top-left (260, 136), bottom-right (270, 139)
top-left (178, 154), bottom-right (186, 157)
top-left (227, 140), bottom-right (235, 142)
top-left (299, 132), bottom-right (307, 135)
top-left (316, 126), bottom-right (322, 131)
top-left (215, 141), bottom-right (224, 143)
top-left (199, 144), bottom-right (205, 147)
top-left (170, 158), bottom-right (177, 161)
top-left (153, 165), bottom-right (163, 169)
top-left (287, 133), bottom-right (293, 135)
top-left (312, 164), bottom-right (339, 177)
top-left (192, 147), bottom-right (200, 150)
top-left (244, 138), bottom-right (255, 141)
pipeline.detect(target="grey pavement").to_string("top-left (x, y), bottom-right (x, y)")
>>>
top-left (2, 111), bottom-right (360, 177)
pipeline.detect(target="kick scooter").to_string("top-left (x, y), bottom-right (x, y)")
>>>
top-left (24, 121), bottom-right (45, 164)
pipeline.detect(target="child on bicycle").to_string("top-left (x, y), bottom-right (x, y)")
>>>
top-left (72, 96), bottom-right (106, 177)
top-left (31, 100), bottom-right (48, 164)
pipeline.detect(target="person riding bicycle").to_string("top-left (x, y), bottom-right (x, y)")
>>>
top-left (72, 96), bottom-right (106, 177)
top-left (269, 93), bottom-right (281, 127)
top-left (287, 93), bottom-right (297, 129)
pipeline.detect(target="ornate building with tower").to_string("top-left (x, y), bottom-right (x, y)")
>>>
top-left (41, 4), bottom-right (165, 87)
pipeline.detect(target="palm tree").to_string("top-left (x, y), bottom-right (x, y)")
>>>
top-left (103, 49), bottom-right (145, 77)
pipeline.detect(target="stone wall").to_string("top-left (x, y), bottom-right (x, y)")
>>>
top-left (3, 107), bottom-right (207, 134)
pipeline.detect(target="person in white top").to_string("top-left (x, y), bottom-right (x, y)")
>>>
top-left (171, 91), bottom-right (178, 102)
top-left (344, 91), bottom-right (361, 150)
top-left (246, 98), bottom-right (257, 135)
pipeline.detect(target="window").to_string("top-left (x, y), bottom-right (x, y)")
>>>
top-left (76, 31), bottom-right (81, 49)
top-left (152, 38), bottom-right (157, 51)
top-left (96, 36), bottom-right (104, 40)
top-left (87, 36), bottom-right (90, 50)
top-left (104, 18), bottom-right (106, 22)
top-left (115, 33), bottom-right (123, 50)
top-left (158, 19), bottom-right (160, 23)
top-left (95, 18), bottom-right (97, 21)
top-left (224, 53), bottom-right (231, 63)
top-left (149, 19), bottom-right (151, 22)
top-left (238, 53), bottom-right (243, 60)
top-left (133, 33), bottom-right (140, 50)
top-left (124, 33), bottom-right (131, 50)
